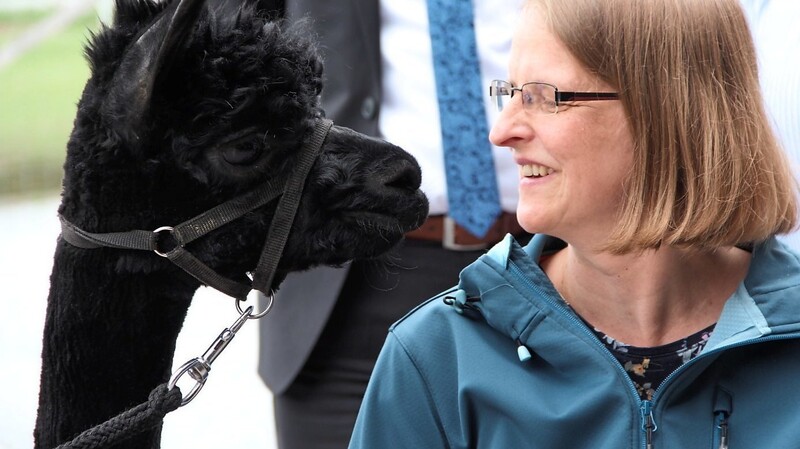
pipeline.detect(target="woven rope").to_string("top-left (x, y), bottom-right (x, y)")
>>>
top-left (55, 384), bottom-right (182, 449)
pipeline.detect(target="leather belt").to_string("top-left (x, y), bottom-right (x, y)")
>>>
top-left (405, 212), bottom-right (526, 251)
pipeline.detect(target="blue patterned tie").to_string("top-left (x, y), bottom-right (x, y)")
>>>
top-left (427, 0), bottom-right (501, 238)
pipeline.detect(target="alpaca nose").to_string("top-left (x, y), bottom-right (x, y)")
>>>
top-left (383, 157), bottom-right (422, 192)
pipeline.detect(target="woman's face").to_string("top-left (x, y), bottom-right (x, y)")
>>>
top-left (489, 6), bottom-right (635, 247)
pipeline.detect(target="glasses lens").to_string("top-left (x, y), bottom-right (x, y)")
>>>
top-left (522, 83), bottom-right (558, 114)
top-left (490, 80), bottom-right (512, 112)
top-left (489, 81), bottom-right (559, 114)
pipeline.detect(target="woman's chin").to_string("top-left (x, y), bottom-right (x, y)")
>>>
top-left (515, 207), bottom-right (551, 236)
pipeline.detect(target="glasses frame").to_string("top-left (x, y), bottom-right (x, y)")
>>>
top-left (489, 80), bottom-right (620, 114)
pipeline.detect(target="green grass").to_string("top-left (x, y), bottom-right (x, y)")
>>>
top-left (0, 9), bottom-right (51, 46)
top-left (0, 11), bottom-right (101, 195)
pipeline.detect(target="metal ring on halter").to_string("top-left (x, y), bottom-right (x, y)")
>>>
top-left (236, 290), bottom-right (275, 319)
top-left (153, 226), bottom-right (176, 258)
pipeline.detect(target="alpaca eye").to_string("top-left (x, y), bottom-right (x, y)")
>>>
top-left (221, 145), bottom-right (262, 165)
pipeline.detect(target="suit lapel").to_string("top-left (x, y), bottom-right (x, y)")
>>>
top-left (350, 0), bottom-right (381, 83)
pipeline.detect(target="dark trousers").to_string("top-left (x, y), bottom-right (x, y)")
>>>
top-left (273, 239), bottom-right (485, 449)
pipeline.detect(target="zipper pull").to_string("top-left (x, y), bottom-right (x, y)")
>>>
top-left (714, 387), bottom-right (733, 449)
top-left (718, 417), bottom-right (729, 449)
top-left (640, 400), bottom-right (657, 449)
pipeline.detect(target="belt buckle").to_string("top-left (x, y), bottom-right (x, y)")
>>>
top-left (442, 216), bottom-right (490, 251)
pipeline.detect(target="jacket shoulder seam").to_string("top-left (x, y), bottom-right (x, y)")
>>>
top-left (388, 329), bottom-right (454, 448)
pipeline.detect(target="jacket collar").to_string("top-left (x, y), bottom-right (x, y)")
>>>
top-left (455, 234), bottom-right (800, 350)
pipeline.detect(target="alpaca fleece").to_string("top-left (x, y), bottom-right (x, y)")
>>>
top-left (34, 0), bottom-right (428, 447)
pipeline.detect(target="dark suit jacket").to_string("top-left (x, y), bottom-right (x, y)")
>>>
top-left (255, 0), bottom-right (383, 394)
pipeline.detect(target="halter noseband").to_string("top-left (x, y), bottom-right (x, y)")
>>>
top-left (59, 119), bottom-right (334, 301)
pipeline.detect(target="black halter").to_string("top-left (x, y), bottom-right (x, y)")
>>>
top-left (59, 119), bottom-right (333, 300)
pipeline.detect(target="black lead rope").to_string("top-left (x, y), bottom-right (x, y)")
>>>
top-left (59, 118), bottom-right (333, 299)
top-left (55, 385), bottom-right (182, 449)
top-left (51, 119), bottom-right (333, 449)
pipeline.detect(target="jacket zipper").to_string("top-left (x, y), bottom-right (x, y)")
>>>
top-left (644, 332), bottom-right (800, 449)
top-left (508, 260), bottom-right (800, 449)
top-left (715, 412), bottom-right (729, 449)
top-left (508, 262), bottom-right (650, 447)
top-left (712, 387), bottom-right (732, 449)
top-left (641, 400), bottom-right (656, 449)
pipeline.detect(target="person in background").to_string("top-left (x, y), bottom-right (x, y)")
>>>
top-left (740, 0), bottom-right (800, 251)
top-left (234, 1), bottom-right (524, 448)
top-left (349, 0), bottom-right (800, 447)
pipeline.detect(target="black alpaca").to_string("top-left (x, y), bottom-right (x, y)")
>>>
top-left (33, 0), bottom-right (428, 447)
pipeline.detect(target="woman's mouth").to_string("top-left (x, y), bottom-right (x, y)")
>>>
top-left (520, 164), bottom-right (554, 178)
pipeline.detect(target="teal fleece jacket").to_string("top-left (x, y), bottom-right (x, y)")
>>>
top-left (349, 234), bottom-right (800, 449)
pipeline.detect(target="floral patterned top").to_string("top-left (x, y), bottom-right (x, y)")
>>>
top-left (588, 323), bottom-right (715, 401)
top-left (540, 251), bottom-right (716, 401)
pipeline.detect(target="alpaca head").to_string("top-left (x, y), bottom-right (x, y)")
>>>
top-left (59, 0), bottom-right (429, 291)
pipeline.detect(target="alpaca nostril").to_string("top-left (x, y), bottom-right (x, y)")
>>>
top-left (384, 159), bottom-right (422, 191)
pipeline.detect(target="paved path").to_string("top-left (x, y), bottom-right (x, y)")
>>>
top-left (0, 193), bottom-right (278, 449)
top-left (0, 0), bottom-right (100, 70)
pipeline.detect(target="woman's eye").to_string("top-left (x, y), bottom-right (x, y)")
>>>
top-left (221, 144), bottom-right (263, 165)
top-left (522, 90), bottom-right (535, 106)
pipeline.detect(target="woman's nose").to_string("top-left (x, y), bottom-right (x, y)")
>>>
top-left (489, 102), bottom-right (529, 148)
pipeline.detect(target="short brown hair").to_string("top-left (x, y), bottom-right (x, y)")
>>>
top-left (529, 0), bottom-right (798, 252)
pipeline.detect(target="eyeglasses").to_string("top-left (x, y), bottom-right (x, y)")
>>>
top-left (489, 79), bottom-right (620, 114)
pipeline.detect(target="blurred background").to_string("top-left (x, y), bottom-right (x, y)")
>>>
top-left (0, 1), bottom-right (278, 447)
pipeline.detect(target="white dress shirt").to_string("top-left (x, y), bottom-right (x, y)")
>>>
top-left (741, 0), bottom-right (800, 250)
top-left (378, 0), bottom-right (522, 215)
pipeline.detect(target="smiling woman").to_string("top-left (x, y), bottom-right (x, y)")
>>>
top-left (349, 1), bottom-right (800, 448)
top-left (488, 8), bottom-right (634, 250)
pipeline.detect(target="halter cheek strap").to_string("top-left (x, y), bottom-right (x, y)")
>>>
top-left (59, 118), bottom-right (334, 300)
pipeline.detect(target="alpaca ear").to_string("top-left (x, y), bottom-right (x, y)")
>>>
top-left (103, 0), bottom-right (208, 144)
